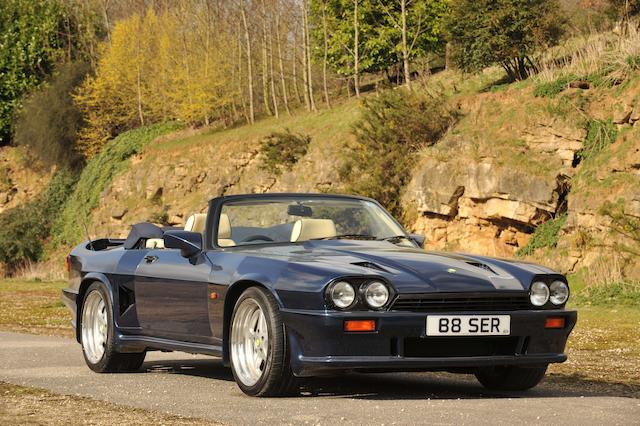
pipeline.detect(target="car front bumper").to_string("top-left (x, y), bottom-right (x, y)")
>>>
top-left (281, 309), bottom-right (577, 377)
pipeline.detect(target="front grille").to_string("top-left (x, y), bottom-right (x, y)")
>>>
top-left (390, 292), bottom-right (531, 312)
top-left (404, 337), bottom-right (520, 358)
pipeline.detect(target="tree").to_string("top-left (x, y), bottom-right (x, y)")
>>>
top-left (447, 0), bottom-right (565, 81)
top-left (0, 0), bottom-right (101, 145)
top-left (75, 6), bottom-right (235, 157)
top-left (375, 0), bottom-right (449, 88)
top-left (13, 62), bottom-right (89, 169)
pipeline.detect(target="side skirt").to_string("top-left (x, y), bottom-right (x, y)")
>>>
top-left (116, 334), bottom-right (223, 357)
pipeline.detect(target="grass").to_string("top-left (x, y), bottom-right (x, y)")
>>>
top-left (549, 305), bottom-right (640, 389)
top-left (0, 382), bottom-right (215, 425)
top-left (0, 279), bottom-right (72, 337)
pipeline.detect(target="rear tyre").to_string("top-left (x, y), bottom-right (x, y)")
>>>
top-left (80, 282), bottom-right (146, 373)
top-left (475, 365), bottom-right (548, 391)
top-left (229, 286), bottom-right (298, 397)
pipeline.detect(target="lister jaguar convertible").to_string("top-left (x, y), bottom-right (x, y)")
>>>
top-left (62, 193), bottom-right (576, 396)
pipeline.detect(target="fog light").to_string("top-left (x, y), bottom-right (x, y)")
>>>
top-left (344, 319), bottom-right (376, 332)
top-left (545, 317), bottom-right (565, 329)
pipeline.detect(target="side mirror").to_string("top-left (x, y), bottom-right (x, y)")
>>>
top-left (164, 230), bottom-right (202, 258)
top-left (409, 233), bottom-right (425, 248)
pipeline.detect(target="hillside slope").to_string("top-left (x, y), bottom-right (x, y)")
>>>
top-left (69, 68), bottom-right (639, 282)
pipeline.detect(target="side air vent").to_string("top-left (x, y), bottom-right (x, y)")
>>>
top-left (352, 261), bottom-right (388, 273)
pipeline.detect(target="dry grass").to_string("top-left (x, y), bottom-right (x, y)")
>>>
top-left (0, 280), bottom-right (72, 338)
top-left (549, 305), bottom-right (640, 392)
top-left (0, 382), bottom-right (217, 425)
top-left (538, 20), bottom-right (640, 83)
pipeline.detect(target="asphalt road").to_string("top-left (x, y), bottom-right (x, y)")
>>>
top-left (0, 332), bottom-right (638, 425)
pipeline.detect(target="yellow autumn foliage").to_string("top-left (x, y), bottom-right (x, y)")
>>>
top-left (75, 7), bottom-right (235, 157)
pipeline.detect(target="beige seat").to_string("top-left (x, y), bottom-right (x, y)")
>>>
top-left (145, 238), bottom-right (165, 249)
top-left (290, 219), bottom-right (337, 242)
top-left (184, 213), bottom-right (207, 233)
top-left (217, 213), bottom-right (236, 247)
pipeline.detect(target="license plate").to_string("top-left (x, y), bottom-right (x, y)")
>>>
top-left (426, 315), bottom-right (510, 336)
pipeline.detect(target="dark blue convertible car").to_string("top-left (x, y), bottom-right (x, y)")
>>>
top-left (62, 193), bottom-right (576, 396)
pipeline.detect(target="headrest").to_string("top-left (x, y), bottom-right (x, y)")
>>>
top-left (184, 213), bottom-right (207, 234)
top-left (145, 238), bottom-right (165, 249)
top-left (291, 219), bottom-right (337, 242)
top-left (218, 213), bottom-right (232, 239)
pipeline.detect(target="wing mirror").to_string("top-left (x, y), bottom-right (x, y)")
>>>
top-left (164, 230), bottom-right (202, 258)
top-left (409, 233), bottom-right (425, 248)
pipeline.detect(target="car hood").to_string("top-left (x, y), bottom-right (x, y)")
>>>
top-left (231, 240), bottom-right (558, 293)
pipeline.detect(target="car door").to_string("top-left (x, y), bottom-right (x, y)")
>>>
top-left (134, 248), bottom-right (214, 344)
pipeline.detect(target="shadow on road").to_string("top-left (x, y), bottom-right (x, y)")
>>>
top-left (139, 357), bottom-right (639, 400)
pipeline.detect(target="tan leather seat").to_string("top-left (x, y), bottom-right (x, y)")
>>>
top-left (218, 213), bottom-right (236, 247)
top-left (184, 213), bottom-right (207, 233)
top-left (145, 238), bottom-right (165, 249)
top-left (290, 219), bottom-right (337, 242)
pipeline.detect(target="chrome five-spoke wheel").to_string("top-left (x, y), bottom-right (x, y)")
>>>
top-left (81, 289), bottom-right (108, 364)
top-left (231, 298), bottom-right (270, 386)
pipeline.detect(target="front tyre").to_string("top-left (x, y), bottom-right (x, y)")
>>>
top-left (80, 282), bottom-right (146, 373)
top-left (475, 365), bottom-right (548, 391)
top-left (230, 286), bottom-right (298, 397)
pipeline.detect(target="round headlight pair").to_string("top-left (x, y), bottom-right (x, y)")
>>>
top-left (530, 281), bottom-right (569, 306)
top-left (328, 280), bottom-right (390, 309)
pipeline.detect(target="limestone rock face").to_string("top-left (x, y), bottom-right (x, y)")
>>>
top-left (89, 128), bottom-right (347, 237)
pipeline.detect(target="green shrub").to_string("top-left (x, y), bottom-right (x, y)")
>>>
top-left (0, 171), bottom-right (76, 269)
top-left (259, 130), bottom-right (311, 175)
top-left (13, 62), bottom-right (89, 169)
top-left (578, 119), bottom-right (618, 162)
top-left (340, 89), bottom-right (455, 218)
top-left (517, 213), bottom-right (567, 256)
top-left (52, 123), bottom-right (181, 247)
top-left (533, 75), bottom-right (577, 98)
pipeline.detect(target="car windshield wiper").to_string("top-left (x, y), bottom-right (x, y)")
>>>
top-left (313, 234), bottom-right (378, 241)
top-left (378, 235), bottom-right (411, 243)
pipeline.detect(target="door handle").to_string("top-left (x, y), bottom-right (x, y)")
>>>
top-left (144, 255), bottom-right (159, 264)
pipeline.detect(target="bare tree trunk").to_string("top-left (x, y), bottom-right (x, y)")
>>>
top-left (301, 4), bottom-right (311, 111)
top-left (292, 23), bottom-right (303, 105)
top-left (353, 0), bottom-right (360, 98)
top-left (236, 21), bottom-right (249, 123)
top-left (135, 27), bottom-right (145, 126)
top-left (401, 0), bottom-right (411, 89)
top-left (261, 1), bottom-right (272, 116)
top-left (264, 1), bottom-right (279, 118)
top-left (303, 0), bottom-right (317, 111)
top-left (275, 12), bottom-right (291, 116)
top-left (321, 2), bottom-right (331, 108)
top-left (240, 6), bottom-right (255, 124)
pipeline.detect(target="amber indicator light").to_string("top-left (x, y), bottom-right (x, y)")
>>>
top-left (344, 319), bottom-right (376, 332)
top-left (544, 317), bottom-right (565, 329)
top-left (65, 256), bottom-right (70, 272)
top-left (209, 292), bottom-right (218, 300)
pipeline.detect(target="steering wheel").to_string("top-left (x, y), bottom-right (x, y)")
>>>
top-left (242, 235), bottom-right (275, 243)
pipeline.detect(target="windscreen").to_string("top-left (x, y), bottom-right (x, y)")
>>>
top-left (217, 197), bottom-right (408, 247)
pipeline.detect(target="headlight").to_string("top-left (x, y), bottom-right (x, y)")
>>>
top-left (549, 281), bottom-right (569, 305)
top-left (329, 281), bottom-right (355, 309)
top-left (363, 281), bottom-right (390, 309)
top-left (530, 281), bottom-right (550, 307)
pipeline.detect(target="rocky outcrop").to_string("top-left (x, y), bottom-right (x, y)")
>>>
top-left (0, 146), bottom-right (52, 214)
